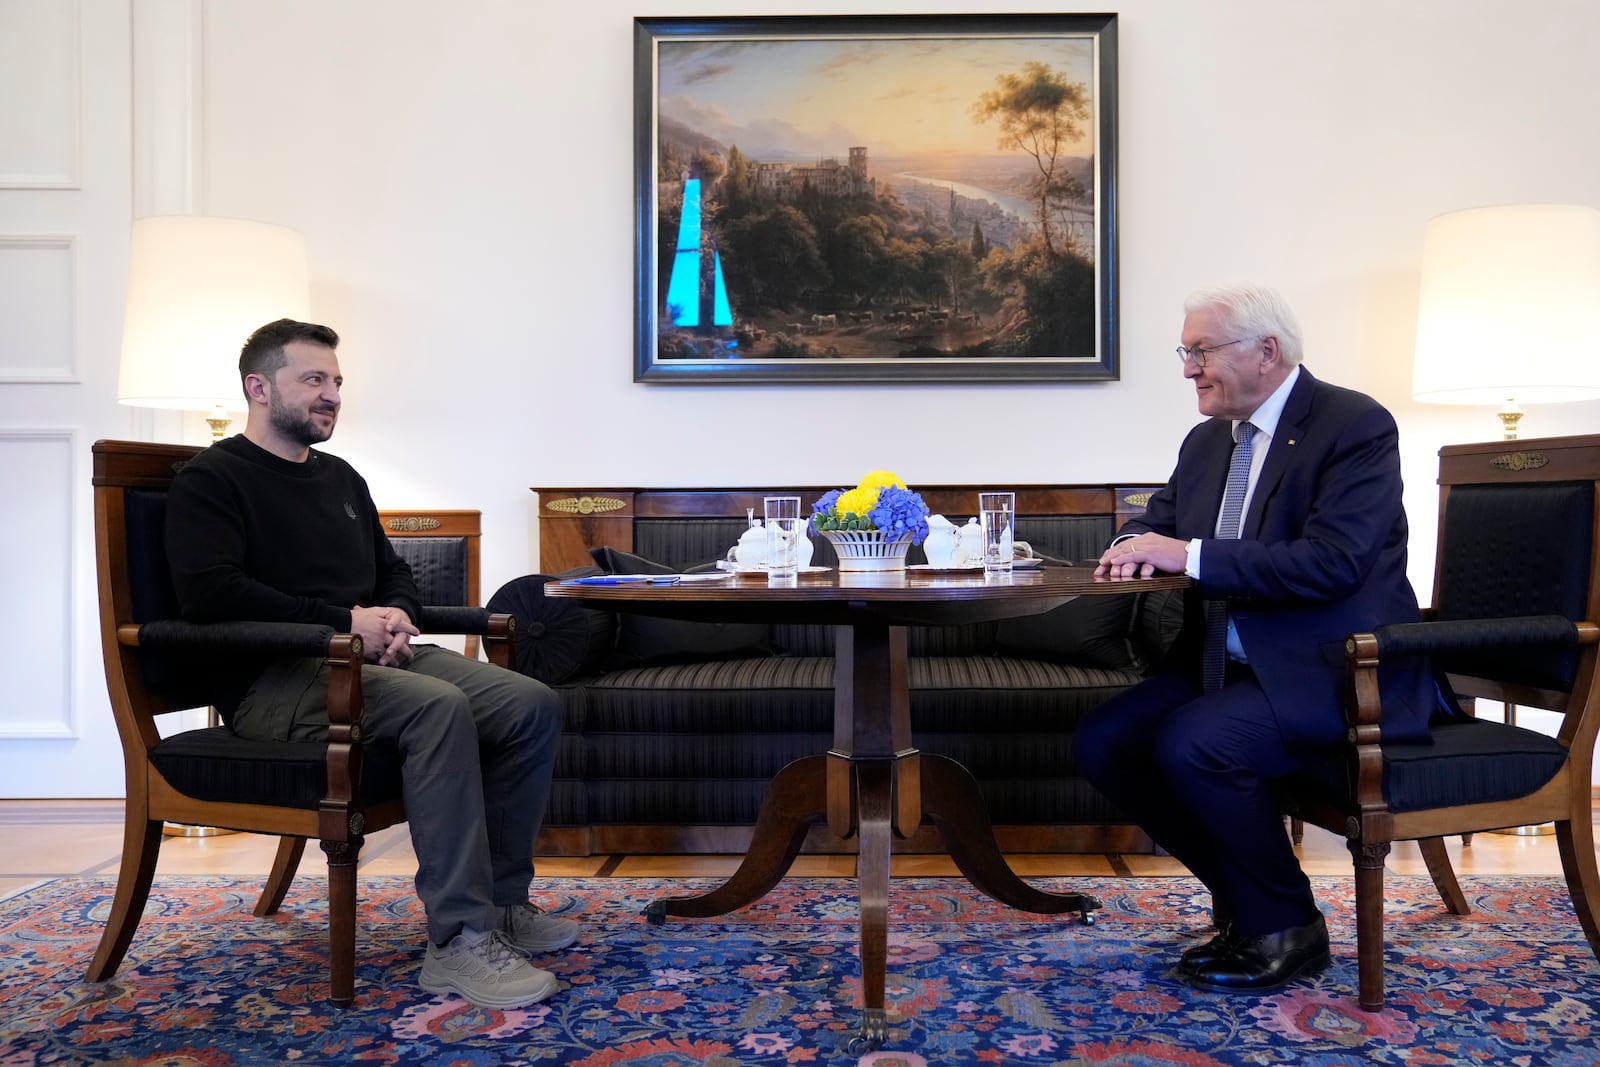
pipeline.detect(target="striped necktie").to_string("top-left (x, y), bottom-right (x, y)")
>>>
top-left (1202, 421), bottom-right (1257, 692)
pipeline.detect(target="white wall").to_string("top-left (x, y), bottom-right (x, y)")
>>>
top-left (2, 0), bottom-right (1598, 796)
top-left (194, 0), bottom-right (1600, 598)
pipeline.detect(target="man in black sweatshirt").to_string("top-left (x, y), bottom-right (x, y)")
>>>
top-left (166, 318), bottom-right (573, 1010)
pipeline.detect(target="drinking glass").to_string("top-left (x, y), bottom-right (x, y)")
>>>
top-left (764, 496), bottom-right (802, 580)
top-left (978, 491), bottom-right (1016, 575)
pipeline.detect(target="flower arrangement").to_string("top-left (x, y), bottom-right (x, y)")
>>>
top-left (810, 470), bottom-right (930, 545)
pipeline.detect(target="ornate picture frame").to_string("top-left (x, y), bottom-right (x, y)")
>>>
top-left (634, 13), bottom-right (1120, 384)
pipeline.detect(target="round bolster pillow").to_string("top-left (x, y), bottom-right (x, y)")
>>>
top-left (485, 571), bottom-right (615, 684)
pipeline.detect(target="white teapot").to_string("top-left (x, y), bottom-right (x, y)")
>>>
top-left (956, 518), bottom-right (985, 566)
top-left (729, 521), bottom-right (767, 567)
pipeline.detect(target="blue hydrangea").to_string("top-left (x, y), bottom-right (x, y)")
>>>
top-left (809, 489), bottom-right (843, 534)
top-left (868, 486), bottom-right (930, 545)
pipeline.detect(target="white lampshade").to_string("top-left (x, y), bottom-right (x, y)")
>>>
top-left (1413, 205), bottom-right (1600, 424)
top-left (118, 215), bottom-right (311, 413)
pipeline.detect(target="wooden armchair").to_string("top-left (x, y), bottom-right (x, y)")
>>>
top-left (1284, 433), bottom-right (1600, 1010)
top-left (86, 439), bottom-right (515, 1006)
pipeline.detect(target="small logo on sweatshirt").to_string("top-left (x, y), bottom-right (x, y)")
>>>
top-left (344, 501), bottom-right (357, 520)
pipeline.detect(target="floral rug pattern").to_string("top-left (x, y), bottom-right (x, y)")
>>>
top-left (2, 875), bottom-right (1598, 1065)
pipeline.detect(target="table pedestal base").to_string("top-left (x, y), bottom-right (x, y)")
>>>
top-left (643, 752), bottom-right (1102, 1049)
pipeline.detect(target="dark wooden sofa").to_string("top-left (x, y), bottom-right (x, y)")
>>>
top-left (508, 483), bottom-right (1173, 857)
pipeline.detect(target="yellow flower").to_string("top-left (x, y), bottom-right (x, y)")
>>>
top-left (834, 470), bottom-right (907, 521)
top-left (835, 485), bottom-right (879, 518)
top-left (858, 470), bottom-right (907, 492)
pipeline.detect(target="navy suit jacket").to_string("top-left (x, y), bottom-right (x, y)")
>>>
top-left (1124, 367), bottom-right (1436, 748)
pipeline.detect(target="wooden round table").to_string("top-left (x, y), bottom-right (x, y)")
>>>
top-left (548, 565), bottom-right (1188, 1051)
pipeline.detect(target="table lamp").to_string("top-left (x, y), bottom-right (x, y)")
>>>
top-left (1411, 204), bottom-right (1600, 440)
top-left (118, 215), bottom-right (311, 440)
top-left (117, 215), bottom-right (310, 837)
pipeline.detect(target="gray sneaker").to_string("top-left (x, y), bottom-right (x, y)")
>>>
top-left (420, 928), bottom-right (560, 1009)
top-left (497, 901), bottom-right (581, 955)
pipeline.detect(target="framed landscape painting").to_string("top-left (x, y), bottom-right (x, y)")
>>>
top-left (634, 13), bottom-right (1119, 384)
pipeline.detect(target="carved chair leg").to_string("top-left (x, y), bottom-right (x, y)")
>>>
top-left (1417, 836), bottom-right (1470, 915)
top-left (256, 835), bottom-right (308, 917)
top-left (1556, 816), bottom-right (1600, 963)
top-left (86, 815), bottom-right (164, 982)
top-left (1349, 839), bottom-right (1391, 1012)
top-left (321, 838), bottom-right (363, 1007)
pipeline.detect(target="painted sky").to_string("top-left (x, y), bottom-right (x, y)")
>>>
top-left (656, 34), bottom-right (1097, 161)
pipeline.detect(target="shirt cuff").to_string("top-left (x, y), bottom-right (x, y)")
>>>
top-left (1185, 538), bottom-right (1202, 578)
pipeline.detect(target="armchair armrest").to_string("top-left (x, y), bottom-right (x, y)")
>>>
top-left (413, 606), bottom-right (515, 669)
top-left (1369, 615), bottom-right (1580, 658)
top-left (130, 619), bottom-right (340, 657)
top-left (1345, 615), bottom-right (1585, 729)
top-left (415, 605), bottom-right (505, 635)
top-left (124, 619), bottom-right (366, 733)
top-left (412, 604), bottom-right (512, 671)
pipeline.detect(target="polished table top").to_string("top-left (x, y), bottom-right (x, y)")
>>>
top-left (545, 565), bottom-right (1190, 625)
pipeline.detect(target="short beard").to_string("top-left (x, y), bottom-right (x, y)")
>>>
top-left (268, 390), bottom-right (335, 447)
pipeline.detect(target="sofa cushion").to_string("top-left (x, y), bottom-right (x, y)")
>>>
top-left (487, 569), bottom-right (615, 684)
top-left (590, 546), bottom-right (772, 669)
top-left (991, 593), bottom-right (1142, 670)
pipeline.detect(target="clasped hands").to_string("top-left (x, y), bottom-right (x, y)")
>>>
top-left (1095, 533), bottom-right (1188, 579)
top-left (351, 604), bottom-right (420, 666)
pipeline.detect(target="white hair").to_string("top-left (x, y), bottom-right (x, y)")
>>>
top-left (1184, 284), bottom-right (1304, 366)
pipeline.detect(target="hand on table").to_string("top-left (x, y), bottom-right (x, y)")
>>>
top-left (1095, 533), bottom-right (1187, 579)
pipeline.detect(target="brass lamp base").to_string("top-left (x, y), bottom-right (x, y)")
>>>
top-left (1497, 399), bottom-right (1524, 440)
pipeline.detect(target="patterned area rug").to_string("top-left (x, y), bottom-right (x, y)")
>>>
top-left (2, 874), bottom-right (1598, 1065)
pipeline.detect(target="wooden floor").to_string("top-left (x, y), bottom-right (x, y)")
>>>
top-left (3, 798), bottom-right (1594, 903)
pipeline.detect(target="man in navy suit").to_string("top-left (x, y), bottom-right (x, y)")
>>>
top-left (1075, 284), bottom-right (1438, 993)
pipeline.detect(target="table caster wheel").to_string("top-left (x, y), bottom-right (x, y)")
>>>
top-left (844, 1009), bottom-right (887, 1054)
top-left (643, 900), bottom-right (667, 925)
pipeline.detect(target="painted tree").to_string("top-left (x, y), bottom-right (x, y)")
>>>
top-left (972, 62), bottom-right (1090, 259)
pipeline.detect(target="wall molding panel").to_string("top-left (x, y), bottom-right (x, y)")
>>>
top-left (0, 429), bottom-right (79, 740)
top-left (0, 0), bottom-right (83, 189)
top-left (131, 0), bottom-right (203, 216)
top-left (0, 234), bottom-right (78, 383)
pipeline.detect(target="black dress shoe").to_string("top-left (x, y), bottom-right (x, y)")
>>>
top-left (1177, 922), bottom-right (1243, 977)
top-left (1188, 914), bottom-right (1331, 993)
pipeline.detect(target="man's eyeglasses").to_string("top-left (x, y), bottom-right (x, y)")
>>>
top-left (1175, 338), bottom-right (1251, 368)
